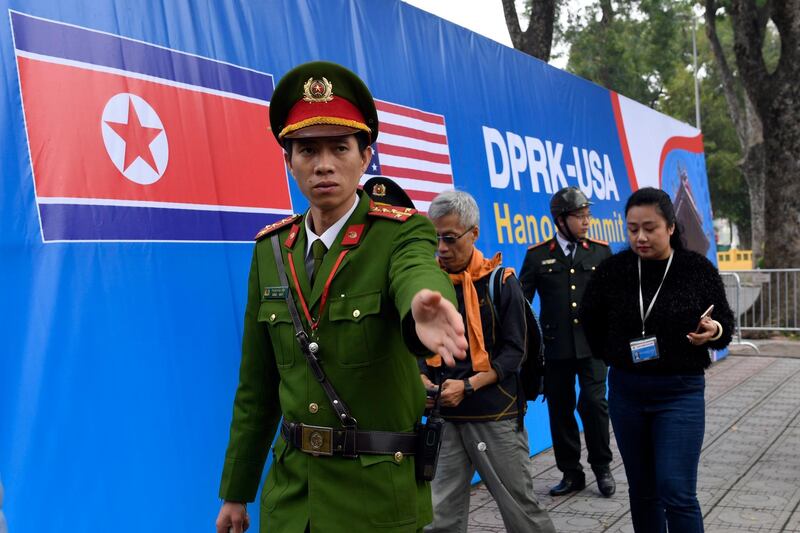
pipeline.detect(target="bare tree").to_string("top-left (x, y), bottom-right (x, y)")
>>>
top-left (720, 0), bottom-right (800, 268)
top-left (502, 0), bottom-right (557, 61)
top-left (705, 0), bottom-right (765, 266)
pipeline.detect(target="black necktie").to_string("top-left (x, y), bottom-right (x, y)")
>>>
top-left (566, 242), bottom-right (575, 263)
top-left (307, 239), bottom-right (327, 283)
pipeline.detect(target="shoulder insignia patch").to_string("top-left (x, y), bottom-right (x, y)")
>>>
top-left (367, 201), bottom-right (417, 222)
top-left (254, 214), bottom-right (301, 241)
top-left (527, 239), bottom-right (552, 251)
top-left (528, 239), bottom-right (555, 252)
top-left (586, 237), bottom-right (609, 247)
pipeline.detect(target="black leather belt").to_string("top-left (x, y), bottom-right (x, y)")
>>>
top-left (281, 420), bottom-right (417, 458)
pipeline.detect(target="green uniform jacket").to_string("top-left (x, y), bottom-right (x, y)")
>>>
top-left (219, 191), bottom-right (456, 532)
top-left (519, 238), bottom-right (611, 360)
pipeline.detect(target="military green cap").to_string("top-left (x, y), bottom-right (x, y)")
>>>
top-left (269, 61), bottom-right (379, 143)
top-left (363, 176), bottom-right (415, 209)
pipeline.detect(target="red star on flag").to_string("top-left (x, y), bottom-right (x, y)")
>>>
top-left (105, 97), bottom-right (163, 172)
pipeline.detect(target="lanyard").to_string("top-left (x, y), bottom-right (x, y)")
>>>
top-left (637, 251), bottom-right (673, 336)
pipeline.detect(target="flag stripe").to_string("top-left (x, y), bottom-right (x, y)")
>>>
top-left (377, 144), bottom-right (450, 165)
top-left (375, 99), bottom-right (445, 125)
top-left (39, 203), bottom-right (284, 242)
top-left (377, 110), bottom-right (447, 136)
top-left (378, 132), bottom-right (450, 155)
top-left (379, 153), bottom-right (452, 176)
top-left (361, 175), bottom-right (453, 194)
top-left (381, 122), bottom-right (448, 145)
top-left (36, 196), bottom-right (294, 215)
top-left (10, 11), bottom-right (272, 101)
top-left (379, 165), bottom-right (454, 184)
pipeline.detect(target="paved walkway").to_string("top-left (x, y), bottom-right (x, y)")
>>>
top-left (467, 353), bottom-right (800, 532)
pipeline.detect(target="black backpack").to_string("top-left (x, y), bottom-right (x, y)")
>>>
top-left (487, 267), bottom-right (545, 402)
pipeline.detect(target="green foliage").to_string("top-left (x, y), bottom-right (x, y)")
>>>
top-left (557, 0), bottom-right (754, 244)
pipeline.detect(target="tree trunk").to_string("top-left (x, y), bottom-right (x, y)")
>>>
top-left (727, 0), bottom-right (800, 268)
top-left (762, 111), bottom-right (800, 268)
top-left (741, 142), bottom-right (765, 264)
top-left (502, 0), bottom-right (556, 61)
top-left (704, 0), bottom-right (766, 265)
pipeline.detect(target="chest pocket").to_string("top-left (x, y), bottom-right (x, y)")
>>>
top-left (258, 301), bottom-right (296, 368)
top-left (328, 290), bottom-right (382, 368)
top-left (537, 262), bottom-right (566, 275)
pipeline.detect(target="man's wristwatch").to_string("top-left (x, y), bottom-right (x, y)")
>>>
top-left (463, 378), bottom-right (475, 396)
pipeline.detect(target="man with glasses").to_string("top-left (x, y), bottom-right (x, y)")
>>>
top-left (519, 187), bottom-right (616, 498)
top-left (419, 190), bottom-right (555, 533)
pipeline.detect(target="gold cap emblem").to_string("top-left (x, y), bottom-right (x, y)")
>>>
top-left (372, 183), bottom-right (387, 197)
top-left (303, 77), bottom-right (334, 103)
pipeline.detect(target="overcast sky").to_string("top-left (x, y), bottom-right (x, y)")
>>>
top-left (401, 0), bottom-right (587, 69)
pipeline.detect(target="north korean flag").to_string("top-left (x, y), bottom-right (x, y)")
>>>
top-left (11, 11), bottom-right (291, 242)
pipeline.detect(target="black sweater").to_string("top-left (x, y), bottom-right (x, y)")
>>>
top-left (580, 248), bottom-right (734, 375)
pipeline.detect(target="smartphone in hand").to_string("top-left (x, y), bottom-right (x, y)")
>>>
top-left (694, 305), bottom-right (715, 333)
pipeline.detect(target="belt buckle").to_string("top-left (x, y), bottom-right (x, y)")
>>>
top-left (300, 424), bottom-right (333, 456)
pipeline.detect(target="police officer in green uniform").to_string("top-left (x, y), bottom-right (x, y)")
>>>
top-left (215, 61), bottom-right (468, 533)
top-left (519, 187), bottom-right (616, 498)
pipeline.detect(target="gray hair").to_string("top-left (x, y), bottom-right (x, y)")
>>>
top-left (428, 190), bottom-right (480, 228)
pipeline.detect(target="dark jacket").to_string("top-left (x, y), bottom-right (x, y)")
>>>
top-left (580, 248), bottom-right (734, 375)
top-left (419, 270), bottom-right (527, 422)
top-left (519, 238), bottom-right (611, 360)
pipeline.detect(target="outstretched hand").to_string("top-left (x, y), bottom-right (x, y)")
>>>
top-left (412, 289), bottom-right (468, 366)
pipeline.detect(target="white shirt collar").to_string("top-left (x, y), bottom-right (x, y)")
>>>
top-left (305, 194), bottom-right (360, 255)
top-left (555, 232), bottom-right (576, 257)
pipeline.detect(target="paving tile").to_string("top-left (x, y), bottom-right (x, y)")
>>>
top-left (703, 507), bottom-right (792, 531)
top-left (464, 355), bottom-right (800, 532)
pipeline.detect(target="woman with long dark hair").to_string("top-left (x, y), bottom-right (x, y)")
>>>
top-left (580, 187), bottom-right (733, 532)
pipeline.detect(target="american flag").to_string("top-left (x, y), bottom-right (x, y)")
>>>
top-left (361, 99), bottom-right (454, 213)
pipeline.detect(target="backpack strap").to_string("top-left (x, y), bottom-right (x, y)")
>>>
top-left (487, 266), bottom-right (526, 429)
top-left (488, 266), bottom-right (504, 310)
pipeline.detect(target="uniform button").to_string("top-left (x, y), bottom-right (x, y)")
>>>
top-left (574, 318), bottom-right (580, 324)
top-left (571, 302), bottom-right (577, 308)
top-left (571, 285), bottom-right (576, 290)
top-left (269, 313), bottom-right (276, 322)
top-left (309, 403), bottom-right (319, 414)
top-left (570, 268), bottom-right (575, 274)
top-left (394, 451), bottom-right (404, 463)
top-left (352, 309), bottom-right (361, 318)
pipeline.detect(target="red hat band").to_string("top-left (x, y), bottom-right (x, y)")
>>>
top-left (280, 96), bottom-right (371, 139)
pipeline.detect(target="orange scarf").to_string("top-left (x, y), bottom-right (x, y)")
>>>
top-left (427, 249), bottom-right (514, 371)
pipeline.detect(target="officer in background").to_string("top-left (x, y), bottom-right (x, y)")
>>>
top-left (215, 61), bottom-right (468, 533)
top-left (519, 187), bottom-right (616, 498)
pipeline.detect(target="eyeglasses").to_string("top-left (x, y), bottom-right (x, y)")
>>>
top-left (436, 227), bottom-right (475, 245)
top-left (568, 212), bottom-right (593, 222)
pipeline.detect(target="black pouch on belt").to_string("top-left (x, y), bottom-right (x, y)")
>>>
top-left (415, 380), bottom-right (445, 481)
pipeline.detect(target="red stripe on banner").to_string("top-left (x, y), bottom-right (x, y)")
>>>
top-left (377, 143), bottom-right (450, 164)
top-left (19, 57), bottom-right (289, 209)
top-left (376, 100), bottom-right (445, 125)
top-left (381, 122), bottom-right (448, 145)
top-left (381, 165), bottom-right (453, 184)
top-left (609, 92), bottom-right (638, 193)
top-left (405, 189), bottom-right (438, 201)
top-left (658, 134), bottom-right (704, 187)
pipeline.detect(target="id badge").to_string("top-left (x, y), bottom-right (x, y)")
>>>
top-left (629, 336), bottom-right (660, 363)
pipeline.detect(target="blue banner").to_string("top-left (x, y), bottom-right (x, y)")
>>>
top-left (0, 1), bottom-right (716, 532)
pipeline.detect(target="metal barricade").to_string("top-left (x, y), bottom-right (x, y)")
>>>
top-left (721, 269), bottom-right (800, 349)
top-left (720, 272), bottom-right (759, 353)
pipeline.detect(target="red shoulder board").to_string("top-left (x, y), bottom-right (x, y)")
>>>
top-left (526, 239), bottom-right (550, 251)
top-left (367, 201), bottom-right (417, 222)
top-left (586, 237), bottom-right (609, 247)
top-left (254, 214), bottom-right (301, 241)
